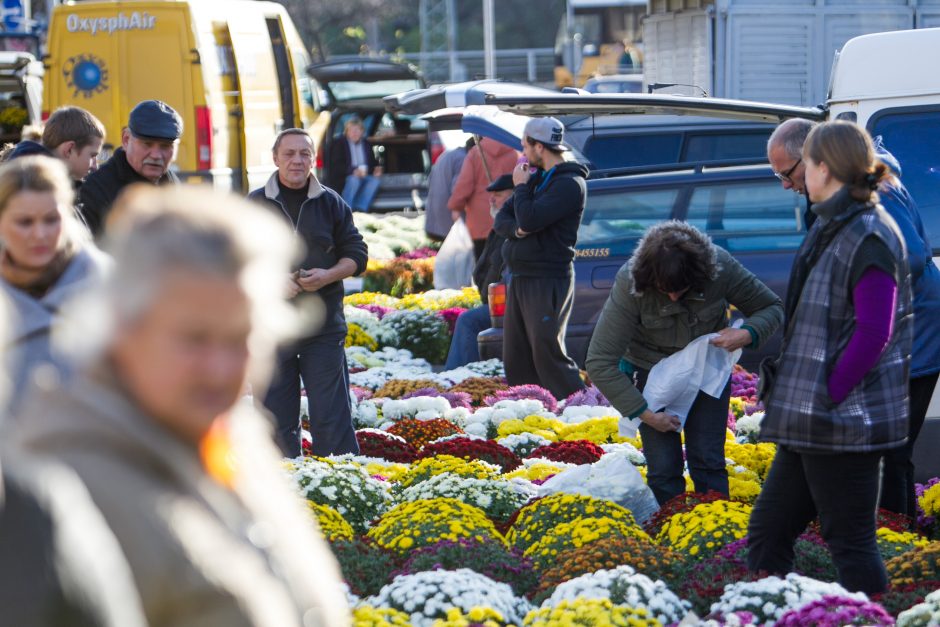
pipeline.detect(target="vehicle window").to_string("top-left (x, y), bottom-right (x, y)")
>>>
top-left (291, 48), bottom-right (317, 110)
top-left (869, 109), bottom-right (940, 250)
top-left (685, 180), bottom-right (804, 252)
top-left (578, 187), bottom-right (678, 248)
top-left (682, 131), bottom-right (772, 163)
top-left (328, 79), bottom-right (422, 103)
top-left (583, 133), bottom-right (682, 170)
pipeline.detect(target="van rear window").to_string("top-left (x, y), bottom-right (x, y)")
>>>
top-left (870, 109), bottom-right (940, 252)
top-left (583, 133), bottom-right (682, 170)
top-left (578, 187), bottom-right (678, 249)
top-left (682, 131), bottom-right (772, 163)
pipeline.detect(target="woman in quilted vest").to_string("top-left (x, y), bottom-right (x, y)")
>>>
top-left (747, 121), bottom-right (914, 594)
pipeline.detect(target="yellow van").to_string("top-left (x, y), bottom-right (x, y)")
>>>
top-left (43, 0), bottom-right (319, 191)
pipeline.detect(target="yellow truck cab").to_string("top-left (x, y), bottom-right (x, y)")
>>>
top-left (43, 0), bottom-right (319, 191)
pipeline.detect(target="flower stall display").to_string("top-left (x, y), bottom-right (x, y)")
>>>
top-left (396, 537), bottom-right (538, 598)
top-left (395, 473), bottom-right (533, 525)
top-left (365, 569), bottom-right (532, 627)
top-left (521, 598), bottom-right (661, 627)
top-left (708, 573), bottom-right (863, 625)
top-left (289, 458), bottom-right (391, 533)
top-left (542, 565), bottom-right (690, 625)
top-left (398, 455), bottom-right (502, 489)
top-left (775, 595), bottom-right (895, 626)
top-left (656, 500), bottom-right (752, 560)
top-left (309, 502), bottom-right (356, 542)
top-left (366, 498), bottom-right (506, 555)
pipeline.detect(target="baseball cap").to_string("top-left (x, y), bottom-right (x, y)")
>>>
top-left (128, 100), bottom-right (183, 141)
top-left (486, 173), bottom-right (515, 192)
top-left (523, 116), bottom-right (565, 148)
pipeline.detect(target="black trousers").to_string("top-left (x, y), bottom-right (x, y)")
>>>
top-left (747, 445), bottom-right (886, 594)
top-left (502, 274), bottom-right (585, 401)
top-left (262, 332), bottom-right (359, 458)
top-left (881, 372), bottom-right (940, 519)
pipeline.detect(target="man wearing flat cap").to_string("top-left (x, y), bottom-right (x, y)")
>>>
top-left (81, 99), bottom-right (182, 236)
top-left (493, 116), bottom-right (588, 400)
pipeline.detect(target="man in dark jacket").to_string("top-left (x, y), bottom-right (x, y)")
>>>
top-left (493, 117), bottom-right (588, 400)
top-left (248, 128), bottom-right (368, 457)
top-left (80, 100), bottom-right (181, 236)
top-left (325, 117), bottom-right (382, 211)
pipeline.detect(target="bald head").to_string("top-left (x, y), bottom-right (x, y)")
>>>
top-left (768, 118), bottom-right (816, 194)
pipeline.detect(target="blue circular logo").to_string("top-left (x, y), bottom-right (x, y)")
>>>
top-left (63, 54), bottom-right (109, 98)
top-left (73, 60), bottom-right (102, 91)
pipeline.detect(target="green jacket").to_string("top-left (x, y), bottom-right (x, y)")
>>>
top-left (586, 247), bottom-right (783, 418)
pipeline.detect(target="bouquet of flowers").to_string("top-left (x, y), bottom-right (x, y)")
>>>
top-left (563, 385), bottom-right (611, 408)
top-left (395, 537), bottom-right (538, 598)
top-left (382, 396), bottom-right (453, 421)
top-left (776, 595), bottom-right (894, 626)
top-left (886, 541), bottom-right (940, 587)
top-left (485, 385), bottom-right (559, 413)
top-left (708, 574), bottom-right (862, 625)
top-left (369, 497), bottom-right (507, 553)
top-left (502, 459), bottom-right (574, 483)
top-left (380, 309), bottom-right (452, 363)
top-left (418, 437), bottom-right (522, 473)
top-left (542, 565), bottom-right (689, 625)
top-left (395, 473), bottom-right (532, 525)
top-left (387, 417), bottom-right (464, 449)
top-left (534, 535), bottom-right (686, 602)
top-left (556, 417), bottom-right (624, 444)
top-left (401, 388), bottom-right (474, 410)
top-left (655, 500), bottom-right (752, 560)
top-left (397, 455), bottom-right (502, 489)
top-left (352, 605), bottom-right (413, 627)
top-left (642, 492), bottom-right (726, 538)
top-left (290, 458), bottom-right (391, 533)
top-left (507, 493), bottom-right (638, 553)
top-left (496, 415), bottom-right (564, 442)
top-left (527, 440), bottom-right (605, 465)
top-left (330, 538), bottom-right (404, 597)
top-left (309, 502), bottom-right (355, 542)
top-left (522, 598), bottom-right (660, 627)
top-left (523, 517), bottom-right (652, 572)
top-left (365, 569), bottom-right (532, 627)
top-left (498, 433), bottom-right (553, 458)
top-left (450, 377), bottom-right (508, 406)
top-left (356, 429), bottom-right (419, 463)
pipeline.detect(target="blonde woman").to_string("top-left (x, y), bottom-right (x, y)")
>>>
top-left (0, 155), bottom-right (106, 415)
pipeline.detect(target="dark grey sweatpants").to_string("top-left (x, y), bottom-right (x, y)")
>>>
top-left (502, 274), bottom-right (585, 401)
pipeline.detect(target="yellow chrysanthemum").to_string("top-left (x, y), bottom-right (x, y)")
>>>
top-left (308, 502), bottom-right (355, 542)
top-left (523, 598), bottom-right (662, 626)
top-left (352, 605), bottom-right (413, 626)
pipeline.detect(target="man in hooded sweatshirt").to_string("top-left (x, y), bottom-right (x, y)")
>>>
top-left (493, 117), bottom-right (588, 400)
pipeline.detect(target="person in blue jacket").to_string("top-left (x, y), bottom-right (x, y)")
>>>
top-left (248, 128), bottom-right (368, 458)
top-left (873, 137), bottom-right (940, 521)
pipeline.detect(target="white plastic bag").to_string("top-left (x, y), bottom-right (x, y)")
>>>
top-left (537, 451), bottom-right (659, 523)
top-left (619, 328), bottom-right (742, 437)
top-left (433, 217), bottom-right (475, 289)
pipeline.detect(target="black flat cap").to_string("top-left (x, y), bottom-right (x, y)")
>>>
top-left (486, 173), bottom-right (515, 192)
top-left (128, 100), bottom-right (183, 141)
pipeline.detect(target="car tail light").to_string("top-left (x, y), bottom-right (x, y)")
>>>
top-left (429, 131), bottom-right (444, 164)
top-left (488, 282), bottom-right (506, 327)
top-left (315, 151), bottom-right (324, 170)
top-left (195, 106), bottom-right (212, 171)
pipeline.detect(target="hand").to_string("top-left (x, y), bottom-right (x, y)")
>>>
top-left (286, 274), bottom-right (302, 299)
top-left (643, 410), bottom-right (681, 433)
top-left (451, 210), bottom-right (462, 222)
top-left (710, 327), bottom-right (752, 351)
top-left (373, 166), bottom-right (383, 177)
top-left (297, 268), bottom-right (332, 292)
top-left (354, 168), bottom-right (366, 178)
top-left (515, 227), bottom-right (529, 238)
top-left (512, 161), bottom-right (531, 186)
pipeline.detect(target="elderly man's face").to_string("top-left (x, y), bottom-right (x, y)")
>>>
top-left (273, 133), bottom-right (315, 190)
top-left (109, 271), bottom-right (252, 443)
top-left (768, 142), bottom-right (807, 195)
top-left (122, 129), bottom-right (177, 183)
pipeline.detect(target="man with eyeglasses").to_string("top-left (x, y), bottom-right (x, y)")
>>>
top-left (767, 118), bottom-right (815, 228)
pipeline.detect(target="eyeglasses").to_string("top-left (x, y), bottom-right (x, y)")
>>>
top-left (774, 158), bottom-right (802, 183)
